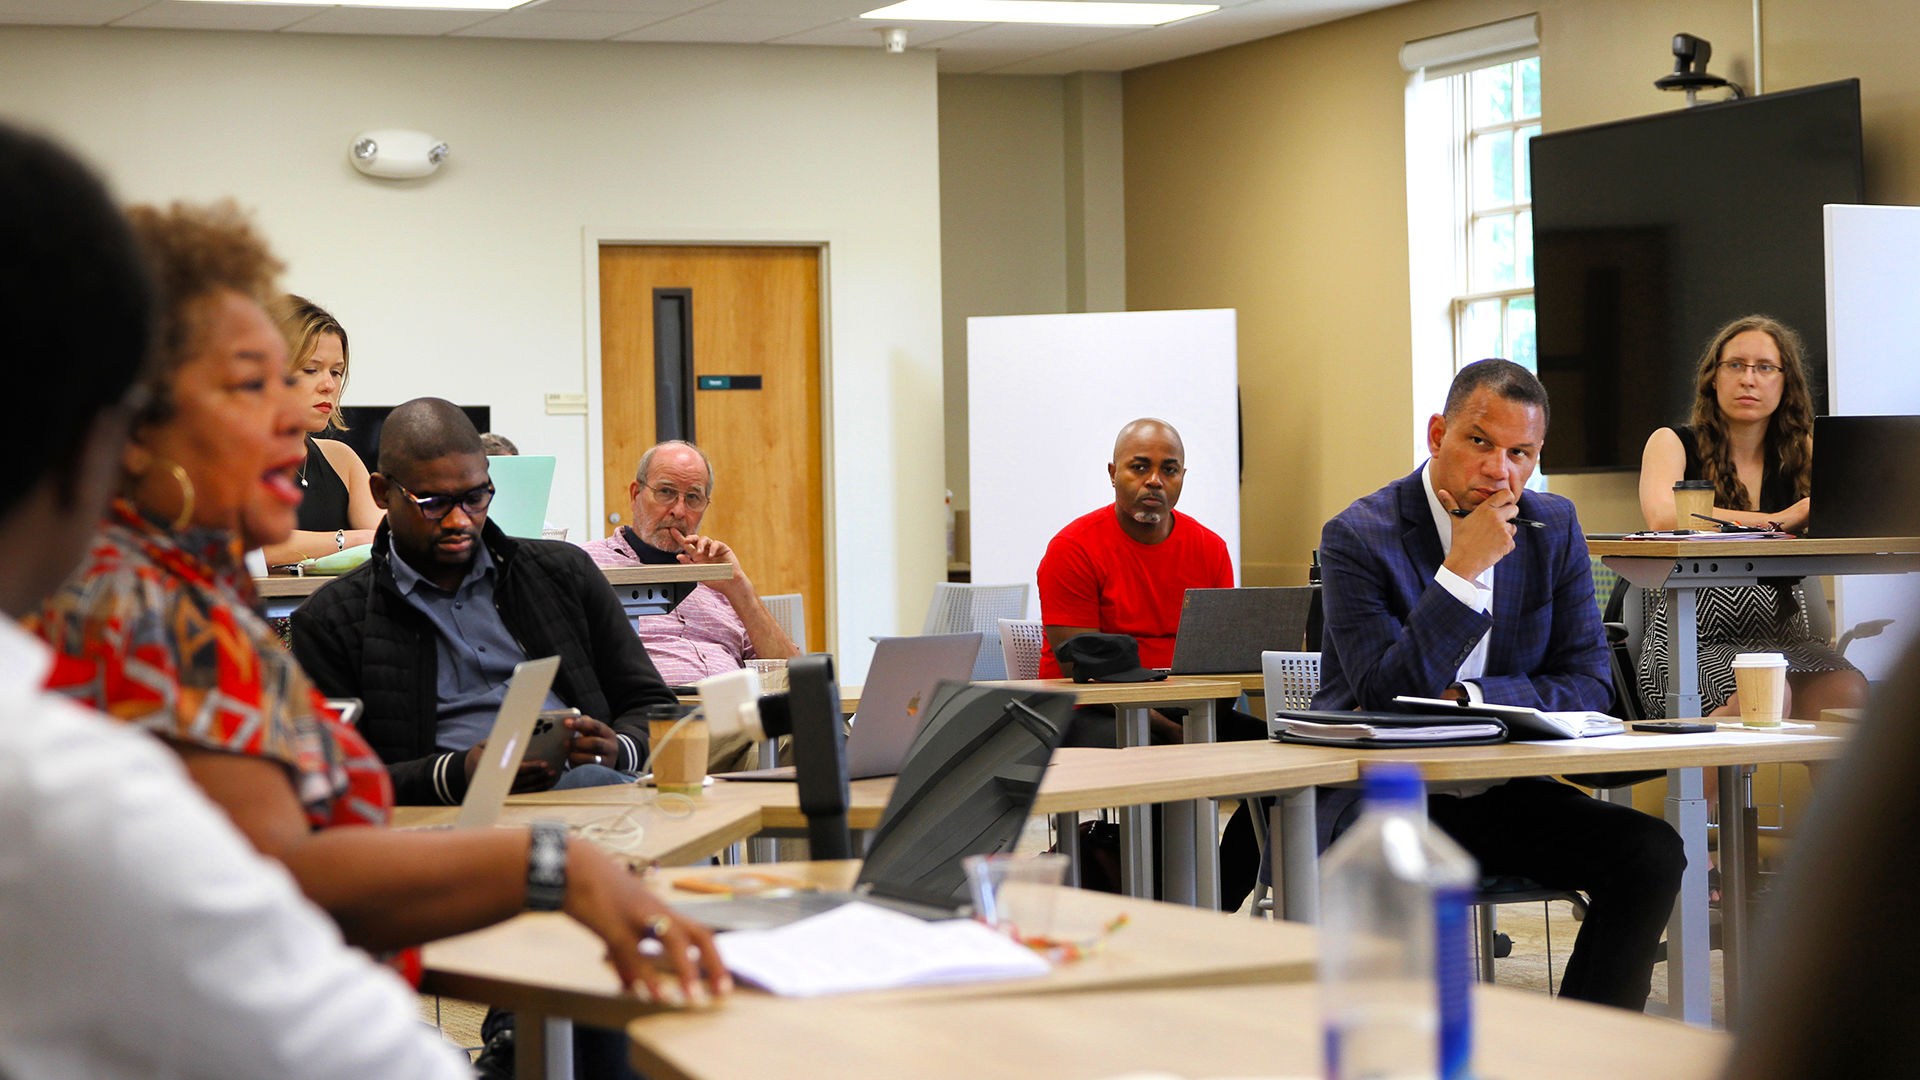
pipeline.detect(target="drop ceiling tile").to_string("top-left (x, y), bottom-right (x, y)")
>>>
top-left (0, 0), bottom-right (146, 22)
top-left (771, 18), bottom-right (985, 47)
top-left (451, 9), bottom-right (656, 38)
top-left (611, 11), bottom-right (837, 42)
top-left (522, 0), bottom-right (704, 12)
top-left (281, 7), bottom-right (495, 35)
top-left (111, 1), bottom-right (327, 31)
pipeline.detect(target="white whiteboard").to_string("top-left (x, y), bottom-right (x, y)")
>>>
top-left (1824, 204), bottom-right (1920, 678)
top-left (966, 310), bottom-right (1240, 618)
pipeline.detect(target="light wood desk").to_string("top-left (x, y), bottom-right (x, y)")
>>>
top-left (628, 976), bottom-right (1728, 1080)
top-left (984, 676), bottom-right (1242, 907)
top-left (390, 797), bottom-right (763, 868)
top-left (1310, 724), bottom-right (1852, 1025)
top-left (426, 864), bottom-right (1320, 1080)
top-left (255, 561), bottom-right (732, 619)
top-left (1589, 535), bottom-right (1920, 718)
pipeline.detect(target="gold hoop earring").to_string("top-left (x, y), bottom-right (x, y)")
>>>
top-left (138, 458), bottom-right (196, 532)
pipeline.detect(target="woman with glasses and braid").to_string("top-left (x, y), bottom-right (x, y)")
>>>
top-left (1635, 314), bottom-right (1868, 723)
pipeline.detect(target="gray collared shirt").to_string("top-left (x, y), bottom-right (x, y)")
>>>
top-left (387, 538), bottom-right (565, 750)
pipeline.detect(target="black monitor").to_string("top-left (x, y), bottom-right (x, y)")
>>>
top-left (323, 404), bottom-right (491, 471)
top-left (1530, 79), bottom-right (1865, 471)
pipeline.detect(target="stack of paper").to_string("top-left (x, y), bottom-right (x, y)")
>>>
top-left (714, 901), bottom-right (1050, 997)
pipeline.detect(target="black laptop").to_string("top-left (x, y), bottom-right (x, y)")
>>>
top-left (1808, 415), bottom-right (1920, 538)
top-left (685, 681), bottom-right (1075, 931)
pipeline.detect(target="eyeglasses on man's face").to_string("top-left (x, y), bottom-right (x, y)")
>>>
top-left (387, 479), bottom-right (496, 521)
top-left (643, 484), bottom-right (708, 512)
top-left (1718, 359), bottom-right (1783, 379)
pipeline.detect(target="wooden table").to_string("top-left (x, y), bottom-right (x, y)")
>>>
top-left (983, 677), bottom-right (1242, 906)
top-left (255, 561), bottom-right (732, 619)
top-left (426, 863), bottom-right (1320, 1080)
top-left (1311, 724), bottom-right (1852, 1025)
top-left (391, 796), bottom-right (763, 869)
top-left (1589, 535), bottom-right (1920, 718)
top-left (628, 975), bottom-right (1729, 1080)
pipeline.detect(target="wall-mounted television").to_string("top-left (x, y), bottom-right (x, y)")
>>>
top-left (1530, 78), bottom-right (1864, 471)
top-left (323, 405), bottom-right (491, 471)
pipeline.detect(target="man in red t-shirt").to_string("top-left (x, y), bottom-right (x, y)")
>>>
top-left (1036, 417), bottom-right (1265, 907)
top-left (1038, 417), bottom-right (1232, 682)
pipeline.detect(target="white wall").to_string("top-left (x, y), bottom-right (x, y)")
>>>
top-left (0, 26), bottom-right (946, 676)
top-left (968, 309), bottom-right (1241, 616)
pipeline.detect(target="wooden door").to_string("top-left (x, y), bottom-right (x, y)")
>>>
top-left (599, 245), bottom-right (826, 653)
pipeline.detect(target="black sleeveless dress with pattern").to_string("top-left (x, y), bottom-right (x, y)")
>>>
top-left (1636, 425), bottom-right (1855, 716)
top-left (294, 436), bottom-right (351, 534)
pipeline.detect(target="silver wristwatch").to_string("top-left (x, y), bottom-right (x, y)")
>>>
top-left (526, 821), bottom-right (567, 911)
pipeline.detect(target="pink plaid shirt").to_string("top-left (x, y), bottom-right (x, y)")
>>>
top-left (578, 531), bottom-right (755, 686)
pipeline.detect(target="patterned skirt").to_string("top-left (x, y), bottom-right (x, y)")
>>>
top-left (1636, 583), bottom-right (1855, 717)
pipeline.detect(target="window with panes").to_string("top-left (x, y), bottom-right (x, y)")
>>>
top-left (1454, 56), bottom-right (1540, 372)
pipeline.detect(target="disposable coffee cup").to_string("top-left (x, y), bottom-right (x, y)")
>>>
top-left (649, 713), bottom-right (710, 796)
top-left (1731, 652), bottom-right (1788, 727)
top-left (746, 658), bottom-right (789, 693)
top-left (1673, 481), bottom-right (1715, 531)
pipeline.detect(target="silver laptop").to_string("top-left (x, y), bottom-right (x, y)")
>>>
top-left (398, 656), bottom-right (561, 829)
top-left (1169, 587), bottom-right (1314, 674)
top-left (714, 633), bottom-right (981, 781)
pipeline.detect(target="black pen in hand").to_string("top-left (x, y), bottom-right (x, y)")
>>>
top-left (1450, 507), bottom-right (1546, 529)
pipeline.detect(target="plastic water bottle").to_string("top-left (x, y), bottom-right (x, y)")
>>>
top-left (1320, 763), bottom-right (1478, 1080)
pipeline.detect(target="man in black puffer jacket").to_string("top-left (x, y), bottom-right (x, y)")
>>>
top-left (292, 398), bottom-right (675, 806)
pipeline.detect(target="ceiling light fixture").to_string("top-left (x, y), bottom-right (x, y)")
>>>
top-left (173, 0), bottom-right (531, 10)
top-left (859, 0), bottom-right (1217, 28)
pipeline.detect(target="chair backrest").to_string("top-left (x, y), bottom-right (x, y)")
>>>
top-left (1260, 650), bottom-right (1322, 711)
top-left (922, 582), bottom-right (1029, 681)
top-left (761, 593), bottom-right (806, 654)
top-left (997, 618), bottom-right (1046, 681)
top-left (1588, 555), bottom-right (1621, 619)
top-left (1799, 576), bottom-right (1834, 644)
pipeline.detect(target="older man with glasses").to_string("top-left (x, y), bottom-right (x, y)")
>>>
top-left (292, 397), bottom-right (676, 805)
top-left (580, 440), bottom-right (800, 771)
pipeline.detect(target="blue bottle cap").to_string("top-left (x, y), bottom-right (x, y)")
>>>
top-left (1362, 762), bottom-right (1426, 807)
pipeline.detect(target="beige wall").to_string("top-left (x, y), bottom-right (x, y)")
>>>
top-left (0, 26), bottom-right (944, 675)
top-left (1124, 0), bottom-right (1918, 585)
top-left (938, 74), bottom-right (1069, 513)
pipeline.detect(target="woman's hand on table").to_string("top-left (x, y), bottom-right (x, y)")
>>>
top-left (564, 840), bottom-right (733, 1003)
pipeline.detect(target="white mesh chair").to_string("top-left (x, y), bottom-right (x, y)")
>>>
top-left (998, 618), bottom-right (1047, 681)
top-left (761, 593), bottom-right (806, 654)
top-left (1261, 650), bottom-right (1322, 711)
top-left (922, 582), bottom-right (1029, 681)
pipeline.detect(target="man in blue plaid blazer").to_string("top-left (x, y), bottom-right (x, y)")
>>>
top-left (1314, 359), bottom-right (1684, 1011)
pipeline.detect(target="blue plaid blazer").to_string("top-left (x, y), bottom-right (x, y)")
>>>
top-left (1311, 467), bottom-right (1610, 713)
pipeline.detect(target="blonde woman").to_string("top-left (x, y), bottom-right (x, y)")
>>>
top-left (258, 295), bottom-right (381, 566)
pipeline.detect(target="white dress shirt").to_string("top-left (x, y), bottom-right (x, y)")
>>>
top-left (0, 616), bottom-right (469, 1080)
top-left (1421, 459), bottom-right (1494, 701)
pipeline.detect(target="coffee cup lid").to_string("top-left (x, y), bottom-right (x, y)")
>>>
top-left (1731, 651), bottom-right (1787, 666)
top-left (1673, 480), bottom-right (1714, 490)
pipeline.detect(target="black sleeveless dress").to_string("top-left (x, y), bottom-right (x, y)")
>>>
top-left (294, 436), bottom-right (351, 534)
top-left (1636, 425), bottom-right (1854, 715)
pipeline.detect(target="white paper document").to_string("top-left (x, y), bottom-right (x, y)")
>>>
top-left (1512, 731), bottom-right (1840, 749)
top-left (714, 901), bottom-right (1050, 997)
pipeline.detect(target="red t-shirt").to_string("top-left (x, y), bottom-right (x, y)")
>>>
top-left (1035, 505), bottom-right (1234, 678)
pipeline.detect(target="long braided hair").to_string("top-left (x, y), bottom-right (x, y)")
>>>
top-left (1688, 314), bottom-right (1814, 511)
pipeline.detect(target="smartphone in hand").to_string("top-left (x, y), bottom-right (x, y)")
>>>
top-left (529, 708), bottom-right (580, 772)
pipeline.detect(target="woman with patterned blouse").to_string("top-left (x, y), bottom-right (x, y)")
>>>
top-left (30, 201), bottom-right (728, 1003)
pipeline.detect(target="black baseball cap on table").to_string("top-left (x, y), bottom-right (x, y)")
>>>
top-left (1054, 633), bottom-right (1168, 684)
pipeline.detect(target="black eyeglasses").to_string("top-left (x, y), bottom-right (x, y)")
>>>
top-left (386, 479), bottom-right (495, 521)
